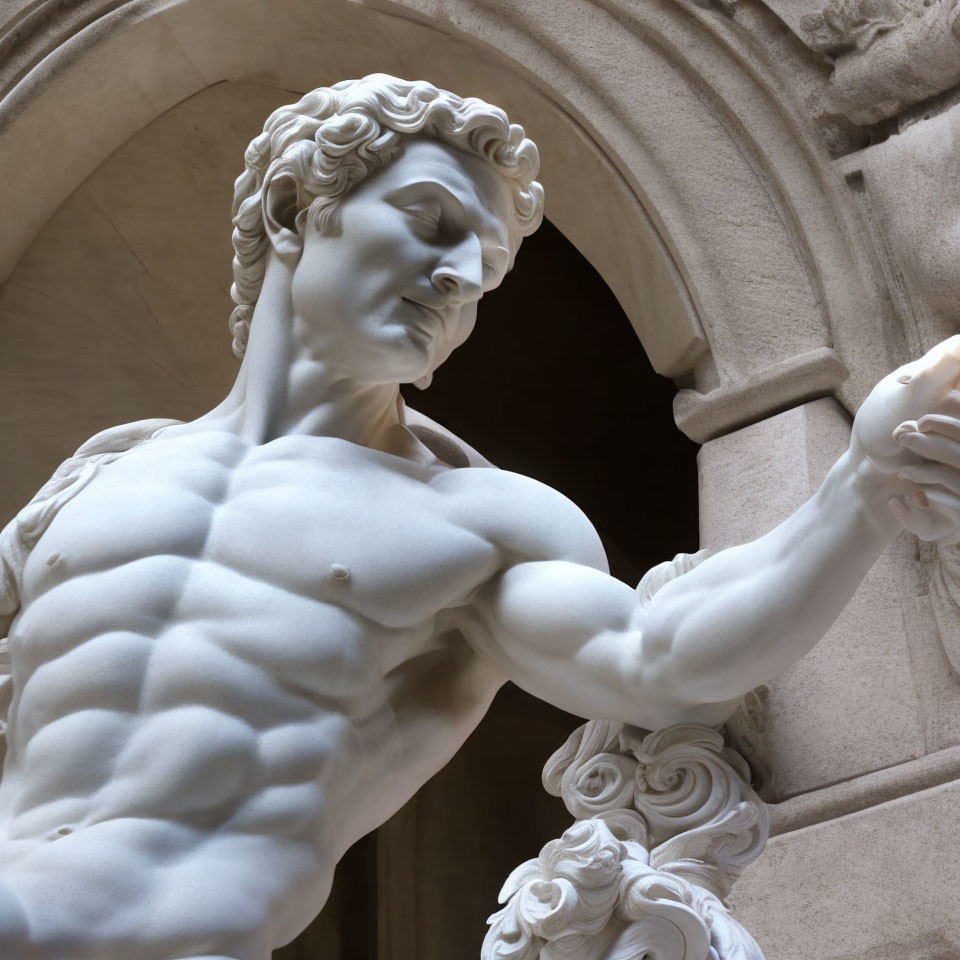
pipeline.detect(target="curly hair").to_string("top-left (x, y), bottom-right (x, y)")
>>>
top-left (228, 74), bottom-right (545, 358)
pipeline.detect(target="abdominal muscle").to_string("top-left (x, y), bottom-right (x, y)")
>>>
top-left (0, 567), bottom-right (400, 956)
top-left (0, 584), bottom-right (382, 960)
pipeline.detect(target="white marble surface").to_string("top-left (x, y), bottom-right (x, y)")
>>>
top-left (2, 75), bottom-right (960, 959)
top-left (484, 720), bottom-right (767, 960)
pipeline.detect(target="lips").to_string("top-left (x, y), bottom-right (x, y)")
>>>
top-left (402, 298), bottom-right (447, 336)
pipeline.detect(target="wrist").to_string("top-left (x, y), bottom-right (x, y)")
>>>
top-left (835, 447), bottom-right (902, 543)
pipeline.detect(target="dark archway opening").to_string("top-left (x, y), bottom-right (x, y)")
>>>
top-left (278, 219), bottom-right (699, 958)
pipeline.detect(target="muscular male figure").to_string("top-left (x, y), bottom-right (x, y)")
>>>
top-left (1, 75), bottom-right (960, 960)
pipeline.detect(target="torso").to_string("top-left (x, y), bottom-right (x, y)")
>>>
top-left (0, 429), bottom-right (523, 956)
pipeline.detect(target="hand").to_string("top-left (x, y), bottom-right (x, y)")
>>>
top-left (851, 336), bottom-right (960, 545)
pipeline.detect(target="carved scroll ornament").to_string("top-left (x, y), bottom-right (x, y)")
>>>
top-left (482, 723), bottom-right (768, 960)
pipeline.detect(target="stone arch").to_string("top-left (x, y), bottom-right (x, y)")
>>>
top-left (0, 0), bottom-right (885, 443)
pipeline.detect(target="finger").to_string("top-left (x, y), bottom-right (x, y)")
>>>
top-left (896, 430), bottom-right (960, 470)
top-left (921, 485), bottom-right (960, 520)
top-left (920, 487), bottom-right (960, 545)
top-left (888, 495), bottom-right (912, 529)
top-left (905, 487), bottom-right (960, 540)
top-left (917, 414), bottom-right (960, 443)
top-left (889, 493), bottom-right (958, 541)
top-left (888, 495), bottom-right (944, 540)
top-left (893, 420), bottom-right (918, 441)
top-left (899, 463), bottom-right (960, 497)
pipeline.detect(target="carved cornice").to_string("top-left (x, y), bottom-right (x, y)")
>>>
top-left (673, 347), bottom-right (849, 444)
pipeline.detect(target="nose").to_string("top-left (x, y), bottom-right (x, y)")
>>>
top-left (430, 234), bottom-right (484, 304)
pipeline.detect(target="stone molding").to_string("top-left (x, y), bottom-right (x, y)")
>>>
top-left (482, 723), bottom-right (767, 960)
top-left (673, 347), bottom-right (848, 444)
top-left (767, 741), bottom-right (960, 835)
top-left (0, 0), bottom-right (165, 130)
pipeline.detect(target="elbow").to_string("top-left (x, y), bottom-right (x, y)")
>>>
top-left (618, 633), bottom-right (689, 730)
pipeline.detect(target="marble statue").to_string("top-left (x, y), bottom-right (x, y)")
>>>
top-left (1, 74), bottom-right (960, 960)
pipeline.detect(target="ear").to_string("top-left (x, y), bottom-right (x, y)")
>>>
top-left (263, 172), bottom-right (304, 258)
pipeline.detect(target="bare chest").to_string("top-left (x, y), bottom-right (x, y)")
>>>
top-left (21, 433), bottom-right (498, 630)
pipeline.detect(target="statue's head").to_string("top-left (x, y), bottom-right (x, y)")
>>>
top-left (229, 74), bottom-right (544, 382)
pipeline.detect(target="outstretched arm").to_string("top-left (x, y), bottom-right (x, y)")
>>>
top-left (463, 338), bottom-right (960, 729)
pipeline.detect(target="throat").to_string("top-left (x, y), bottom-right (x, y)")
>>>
top-left (178, 352), bottom-right (420, 458)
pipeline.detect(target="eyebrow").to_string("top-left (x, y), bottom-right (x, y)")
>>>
top-left (387, 179), bottom-right (512, 269)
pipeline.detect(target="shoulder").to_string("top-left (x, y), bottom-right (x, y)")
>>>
top-left (432, 466), bottom-right (609, 573)
top-left (403, 405), bottom-right (607, 571)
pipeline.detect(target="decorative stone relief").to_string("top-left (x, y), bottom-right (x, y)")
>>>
top-left (483, 722), bottom-right (767, 960)
top-left (801, 0), bottom-right (927, 54)
top-left (930, 549), bottom-right (960, 677)
top-left (840, 104), bottom-right (960, 361)
top-left (800, 0), bottom-right (960, 124)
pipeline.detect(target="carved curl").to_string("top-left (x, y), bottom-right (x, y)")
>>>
top-left (483, 816), bottom-right (764, 960)
top-left (228, 74), bottom-right (544, 358)
top-left (544, 722), bottom-right (767, 899)
top-left (489, 716), bottom-right (770, 959)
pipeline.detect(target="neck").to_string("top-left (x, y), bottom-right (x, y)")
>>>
top-left (190, 252), bottom-right (407, 453)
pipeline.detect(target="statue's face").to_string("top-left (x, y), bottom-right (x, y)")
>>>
top-left (290, 138), bottom-right (514, 385)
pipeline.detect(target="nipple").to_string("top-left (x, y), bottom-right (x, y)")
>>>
top-left (331, 563), bottom-right (351, 581)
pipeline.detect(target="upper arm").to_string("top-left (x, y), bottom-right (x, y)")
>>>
top-left (464, 559), bottom-right (663, 724)
top-left (450, 473), bottom-right (692, 727)
top-left (463, 555), bottom-right (740, 728)
top-left (0, 509), bottom-right (25, 649)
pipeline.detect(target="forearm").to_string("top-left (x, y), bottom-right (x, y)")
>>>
top-left (643, 448), bottom-right (899, 706)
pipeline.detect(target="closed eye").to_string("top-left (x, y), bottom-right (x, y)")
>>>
top-left (402, 201), bottom-right (442, 231)
top-left (412, 210), bottom-right (440, 227)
